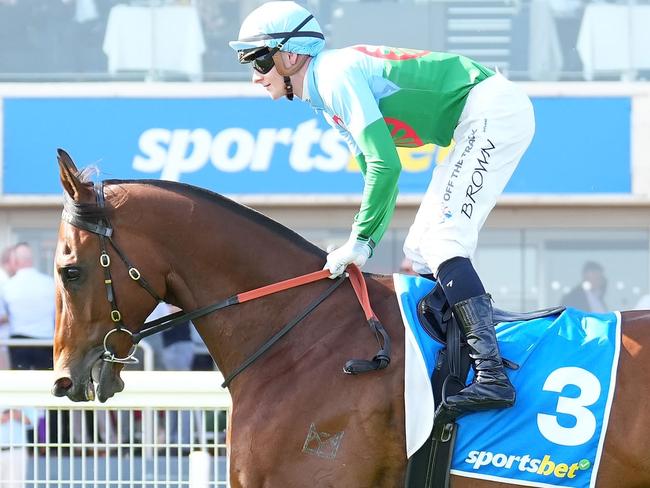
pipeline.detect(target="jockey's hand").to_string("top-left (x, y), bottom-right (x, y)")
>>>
top-left (324, 235), bottom-right (373, 278)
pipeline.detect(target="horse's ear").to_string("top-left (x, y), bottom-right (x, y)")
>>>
top-left (57, 149), bottom-right (92, 201)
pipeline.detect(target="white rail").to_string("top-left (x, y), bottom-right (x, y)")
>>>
top-left (0, 338), bottom-right (156, 372)
top-left (0, 370), bottom-right (231, 487)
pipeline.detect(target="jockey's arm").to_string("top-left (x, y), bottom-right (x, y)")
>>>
top-left (324, 77), bottom-right (402, 248)
top-left (351, 119), bottom-right (401, 246)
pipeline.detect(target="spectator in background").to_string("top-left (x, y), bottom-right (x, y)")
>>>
top-left (146, 303), bottom-right (195, 447)
top-left (560, 260), bottom-right (608, 313)
top-left (191, 340), bottom-right (217, 372)
top-left (4, 243), bottom-right (54, 370)
top-left (2, 242), bottom-right (57, 458)
top-left (160, 304), bottom-right (194, 447)
top-left (0, 245), bottom-right (15, 370)
top-left (3, 243), bottom-right (55, 452)
top-left (0, 406), bottom-right (38, 488)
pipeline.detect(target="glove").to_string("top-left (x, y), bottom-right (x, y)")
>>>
top-left (324, 235), bottom-right (373, 278)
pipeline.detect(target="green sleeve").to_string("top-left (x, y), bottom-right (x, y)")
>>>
top-left (351, 118), bottom-right (401, 246)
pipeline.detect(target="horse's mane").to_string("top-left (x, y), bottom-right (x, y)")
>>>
top-left (105, 178), bottom-right (326, 258)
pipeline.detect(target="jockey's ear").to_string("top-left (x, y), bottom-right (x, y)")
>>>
top-left (57, 148), bottom-right (93, 202)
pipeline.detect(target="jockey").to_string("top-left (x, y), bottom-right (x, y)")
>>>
top-left (230, 1), bottom-right (534, 415)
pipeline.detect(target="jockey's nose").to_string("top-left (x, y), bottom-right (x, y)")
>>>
top-left (252, 70), bottom-right (264, 83)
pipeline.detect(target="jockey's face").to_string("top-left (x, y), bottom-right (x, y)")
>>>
top-left (252, 58), bottom-right (286, 100)
top-left (252, 52), bottom-right (303, 100)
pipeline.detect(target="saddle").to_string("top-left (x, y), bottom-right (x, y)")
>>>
top-left (405, 283), bottom-right (565, 488)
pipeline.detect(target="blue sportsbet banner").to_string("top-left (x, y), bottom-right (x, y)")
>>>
top-left (2, 96), bottom-right (631, 195)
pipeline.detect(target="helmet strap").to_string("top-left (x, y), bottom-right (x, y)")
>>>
top-left (283, 76), bottom-right (294, 101)
top-left (272, 52), bottom-right (309, 77)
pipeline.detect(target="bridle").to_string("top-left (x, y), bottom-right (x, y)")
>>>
top-left (61, 181), bottom-right (391, 387)
top-left (62, 182), bottom-right (163, 365)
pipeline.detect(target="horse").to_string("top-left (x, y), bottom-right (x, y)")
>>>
top-left (52, 149), bottom-right (650, 488)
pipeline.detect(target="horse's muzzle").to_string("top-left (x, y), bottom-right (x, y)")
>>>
top-left (51, 376), bottom-right (73, 397)
top-left (52, 375), bottom-right (97, 402)
top-left (51, 345), bottom-right (123, 402)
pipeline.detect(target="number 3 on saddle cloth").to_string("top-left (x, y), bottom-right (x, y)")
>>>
top-left (395, 274), bottom-right (621, 488)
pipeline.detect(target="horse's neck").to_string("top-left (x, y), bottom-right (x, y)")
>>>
top-left (173, 202), bottom-right (323, 298)
top-left (178, 212), bottom-right (325, 385)
top-left (130, 184), bottom-right (327, 379)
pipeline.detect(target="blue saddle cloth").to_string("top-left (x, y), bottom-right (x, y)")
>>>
top-left (394, 274), bottom-right (621, 488)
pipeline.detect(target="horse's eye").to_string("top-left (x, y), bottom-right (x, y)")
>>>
top-left (61, 267), bottom-right (81, 282)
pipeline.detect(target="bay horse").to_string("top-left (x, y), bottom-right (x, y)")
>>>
top-left (52, 149), bottom-right (650, 487)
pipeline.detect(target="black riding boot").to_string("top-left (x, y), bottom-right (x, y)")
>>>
top-left (445, 294), bottom-right (515, 412)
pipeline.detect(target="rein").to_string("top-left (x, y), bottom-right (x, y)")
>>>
top-left (62, 182), bottom-right (391, 387)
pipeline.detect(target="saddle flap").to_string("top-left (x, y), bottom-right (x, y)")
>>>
top-left (417, 284), bottom-right (451, 345)
top-left (417, 285), bottom-right (566, 343)
top-left (492, 305), bottom-right (565, 324)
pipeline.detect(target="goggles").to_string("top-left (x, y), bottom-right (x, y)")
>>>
top-left (239, 46), bottom-right (278, 74)
top-left (253, 51), bottom-right (277, 74)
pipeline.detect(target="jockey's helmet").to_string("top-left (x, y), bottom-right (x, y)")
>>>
top-left (229, 1), bottom-right (325, 100)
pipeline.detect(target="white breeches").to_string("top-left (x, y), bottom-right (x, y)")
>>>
top-left (404, 72), bottom-right (535, 276)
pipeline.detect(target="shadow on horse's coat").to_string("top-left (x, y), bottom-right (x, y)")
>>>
top-left (52, 150), bottom-right (650, 488)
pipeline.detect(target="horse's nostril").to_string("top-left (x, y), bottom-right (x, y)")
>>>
top-left (52, 377), bottom-right (73, 396)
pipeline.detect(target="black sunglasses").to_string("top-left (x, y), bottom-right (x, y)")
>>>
top-left (238, 45), bottom-right (278, 74)
top-left (252, 48), bottom-right (278, 74)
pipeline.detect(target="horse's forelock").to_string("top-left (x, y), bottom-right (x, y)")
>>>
top-left (77, 166), bottom-right (99, 184)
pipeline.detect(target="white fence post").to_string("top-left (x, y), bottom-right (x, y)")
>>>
top-left (189, 450), bottom-right (211, 488)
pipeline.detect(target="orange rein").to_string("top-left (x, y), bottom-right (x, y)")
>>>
top-left (236, 264), bottom-right (378, 321)
top-left (218, 263), bottom-right (389, 387)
